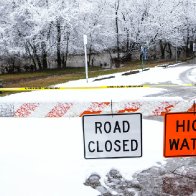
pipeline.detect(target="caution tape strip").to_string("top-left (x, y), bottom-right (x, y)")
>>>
top-left (0, 84), bottom-right (195, 91)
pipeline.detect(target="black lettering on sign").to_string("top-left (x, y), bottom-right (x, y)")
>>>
top-left (191, 138), bottom-right (196, 149)
top-left (113, 121), bottom-right (121, 133)
top-left (123, 121), bottom-right (130, 133)
top-left (95, 120), bottom-right (131, 134)
top-left (96, 141), bottom-right (103, 152)
top-left (88, 141), bottom-right (95, 153)
top-left (193, 120), bottom-right (196, 131)
top-left (169, 138), bottom-right (196, 151)
top-left (176, 119), bottom-right (196, 132)
top-left (169, 139), bottom-right (180, 150)
top-left (105, 140), bottom-right (112, 152)
top-left (180, 138), bottom-right (190, 150)
top-left (123, 140), bottom-right (129, 152)
top-left (188, 120), bottom-right (190, 132)
top-left (176, 120), bottom-right (186, 132)
top-left (95, 122), bottom-right (102, 134)
top-left (104, 122), bottom-right (111, 133)
top-left (114, 140), bottom-right (121, 152)
top-left (131, 140), bottom-right (138, 151)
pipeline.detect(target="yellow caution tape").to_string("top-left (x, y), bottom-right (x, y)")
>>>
top-left (0, 85), bottom-right (147, 91)
top-left (0, 84), bottom-right (195, 92)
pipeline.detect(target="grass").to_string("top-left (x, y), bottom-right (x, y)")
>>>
top-left (0, 67), bottom-right (102, 87)
top-left (0, 59), bottom-right (177, 96)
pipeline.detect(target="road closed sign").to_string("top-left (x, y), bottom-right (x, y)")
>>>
top-left (164, 112), bottom-right (196, 157)
top-left (82, 113), bottom-right (142, 159)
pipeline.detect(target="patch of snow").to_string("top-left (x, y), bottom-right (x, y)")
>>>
top-left (0, 118), bottom-right (165, 196)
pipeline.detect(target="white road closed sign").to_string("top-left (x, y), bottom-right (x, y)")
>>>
top-left (82, 113), bottom-right (142, 159)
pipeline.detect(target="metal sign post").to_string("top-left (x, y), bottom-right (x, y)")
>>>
top-left (84, 35), bottom-right (88, 83)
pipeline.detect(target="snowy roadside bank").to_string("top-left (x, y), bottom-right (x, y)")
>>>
top-left (1, 117), bottom-right (195, 196)
top-left (0, 118), bottom-right (165, 196)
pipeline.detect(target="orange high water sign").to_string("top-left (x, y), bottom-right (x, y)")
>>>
top-left (164, 112), bottom-right (196, 157)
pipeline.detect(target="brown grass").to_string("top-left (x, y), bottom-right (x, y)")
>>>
top-left (0, 59), bottom-right (177, 96)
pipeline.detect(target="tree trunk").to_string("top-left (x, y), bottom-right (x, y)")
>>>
top-left (34, 47), bottom-right (42, 70)
top-left (115, 0), bottom-right (120, 67)
top-left (28, 41), bottom-right (42, 70)
top-left (186, 37), bottom-right (191, 58)
top-left (159, 40), bottom-right (167, 59)
top-left (41, 41), bottom-right (48, 70)
top-left (153, 45), bottom-right (157, 60)
top-left (108, 49), bottom-right (114, 69)
top-left (26, 42), bottom-right (37, 71)
top-left (12, 58), bottom-right (15, 73)
top-left (126, 29), bottom-right (129, 53)
top-left (57, 19), bottom-right (61, 69)
top-left (116, 13), bottom-right (120, 62)
top-left (167, 43), bottom-right (172, 59)
top-left (88, 44), bottom-right (93, 67)
top-left (63, 32), bottom-right (70, 69)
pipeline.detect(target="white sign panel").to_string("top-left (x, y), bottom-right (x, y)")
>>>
top-left (82, 113), bottom-right (142, 159)
top-left (193, 43), bottom-right (196, 52)
top-left (83, 35), bottom-right (87, 45)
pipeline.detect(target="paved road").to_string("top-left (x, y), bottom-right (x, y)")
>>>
top-left (145, 60), bottom-right (196, 121)
top-left (146, 60), bottom-right (196, 101)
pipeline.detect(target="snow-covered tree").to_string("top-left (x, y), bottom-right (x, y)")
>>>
top-left (0, 0), bottom-right (195, 72)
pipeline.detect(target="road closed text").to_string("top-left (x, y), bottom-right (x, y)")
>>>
top-left (88, 121), bottom-right (138, 153)
top-left (83, 113), bottom-right (142, 159)
top-left (88, 139), bottom-right (138, 153)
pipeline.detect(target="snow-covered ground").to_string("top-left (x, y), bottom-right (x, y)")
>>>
top-left (0, 64), bottom-right (195, 102)
top-left (61, 64), bottom-right (195, 86)
top-left (188, 66), bottom-right (196, 82)
top-left (0, 64), bottom-right (195, 196)
top-left (0, 118), bottom-right (163, 196)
